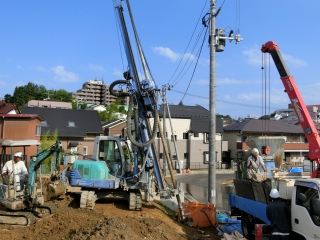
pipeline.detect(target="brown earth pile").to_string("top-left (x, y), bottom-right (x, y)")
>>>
top-left (0, 193), bottom-right (221, 240)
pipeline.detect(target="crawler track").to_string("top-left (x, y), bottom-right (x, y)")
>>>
top-left (0, 204), bottom-right (57, 226)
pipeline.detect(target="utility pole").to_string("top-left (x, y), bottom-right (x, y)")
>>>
top-left (208, 0), bottom-right (243, 205)
top-left (208, 0), bottom-right (217, 206)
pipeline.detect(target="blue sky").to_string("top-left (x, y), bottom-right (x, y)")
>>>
top-left (1, 1), bottom-right (320, 119)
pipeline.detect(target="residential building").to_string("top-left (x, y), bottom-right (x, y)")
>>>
top-left (223, 118), bottom-right (307, 164)
top-left (72, 79), bottom-right (128, 106)
top-left (21, 107), bottom-right (103, 157)
top-left (102, 119), bottom-right (127, 137)
top-left (26, 100), bottom-right (72, 109)
top-left (0, 100), bottom-right (19, 115)
top-left (152, 105), bottom-right (228, 170)
top-left (0, 113), bottom-right (43, 168)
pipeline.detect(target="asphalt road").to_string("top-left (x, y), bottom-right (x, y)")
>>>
top-left (175, 172), bottom-right (235, 188)
top-left (175, 172), bottom-right (235, 211)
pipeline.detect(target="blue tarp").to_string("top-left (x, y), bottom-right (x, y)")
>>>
top-left (229, 193), bottom-right (270, 224)
top-left (288, 167), bottom-right (303, 172)
top-left (223, 219), bottom-right (242, 235)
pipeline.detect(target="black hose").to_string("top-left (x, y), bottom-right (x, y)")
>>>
top-left (126, 94), bottom-right (158, 148)
top-left (109, 80), bottom-right (130, 97)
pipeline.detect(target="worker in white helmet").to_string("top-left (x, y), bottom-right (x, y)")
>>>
top-left (1, 152), bottom-right (28, 191)
top-left (247, 148), bottom-right (267, 179)
top-left (266, 189), bottom-right (291, 239)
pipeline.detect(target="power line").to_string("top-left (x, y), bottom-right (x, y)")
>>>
top-left (169, 89), bottom-right (280, 110)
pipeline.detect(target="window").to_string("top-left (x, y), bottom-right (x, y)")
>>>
top-left (70, 146), bottom-right (77, 152)
top-left (36, 126), bottom-right (41, 136)
top-left (83, 146), bottom-right (88, 155)
top-left (183, 132), bottom-right (189, 139)
top-left (204, 151), bottom-right (209, 164)
top-left (157, 132), bottom-right (168, 138)
top-left (171, 135), bottom-right (177, 141)
top-left (184, 153), bottom-right (188, 159)
top-left (68, 121), bottom-right (76, 127)
top-left (194, 133), bottom-right (199, 137)
top-left (204, 133), bottom-right (209, 143)
top-left (295, 184), bottom-right (320, 226)
top-left (241, 136), bottom-right (247, 142)
top-left (41, 121), bottom-right (47, 126)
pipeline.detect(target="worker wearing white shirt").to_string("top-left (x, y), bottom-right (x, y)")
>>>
top-left (247, 148), bottom-right (267, 180)
top-left (1, 152), bottom-right (28, 191)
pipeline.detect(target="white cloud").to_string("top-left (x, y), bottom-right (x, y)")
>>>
top-left (217, 77), bottom-right (253, 85)
top-left (112, 68), bottom-right (123, 77)
top-left (282, 53), bottom-right (307, 67)
top-left (153, 46), bottom-right (180, 61)
top-left (238, 92), bottom-right (261, 101)
top-left (243, 45), bottom-right (307, 67)
top-left (243, 46), bottom-right (261, 66)
top-left (153, 46), bottom-right (196, 62)
top-left (196, 79), bottom-right (209, 86)
top-left (52, 66), bottom-right (78, 83)
top-left (88, 64), bottom-right (105, 72)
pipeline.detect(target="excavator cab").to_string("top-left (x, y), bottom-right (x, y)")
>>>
top-left (99, 139), bottom-right (123, 175)
top-left (97, 138), bottom-right (133, 176)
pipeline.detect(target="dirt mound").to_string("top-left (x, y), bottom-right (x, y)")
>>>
top-left (0, 194), bottom-right (220, 240)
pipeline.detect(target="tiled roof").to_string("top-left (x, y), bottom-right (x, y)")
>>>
top-left (159, 105), bottom-right (223, 133)
top-left (191, 116), bottom-right (223, 133)
top-left (159, 105), bottom-right (210, 118)
top-left (1, 114), bottom-right (43, 120)
top-left (21, 107), bottom-right (103, 137)
top-left (224, 118), bottom-right (304, 134)
top-left (102, 119), bottom-right (126, 128)
top-left (0, 102), bottom-right (19, 115)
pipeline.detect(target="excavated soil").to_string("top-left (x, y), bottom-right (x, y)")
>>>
top-left (0, 193), bottom-right (221, 240)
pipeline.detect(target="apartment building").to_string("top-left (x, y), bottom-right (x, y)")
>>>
top-left (72, 80), bottom-right (128, 106)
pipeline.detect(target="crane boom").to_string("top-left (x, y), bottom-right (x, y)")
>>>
top-left (261, 41), bottom-right (320, 178)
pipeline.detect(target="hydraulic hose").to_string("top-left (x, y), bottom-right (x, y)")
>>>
top-left (126, 94), bottom-right (158, 148)
top-left (109, 80), bottom-right (130, 97)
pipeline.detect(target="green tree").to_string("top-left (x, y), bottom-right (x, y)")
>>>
top-left (40, 129), bottom-right (59, 173)
top-left (98, 110), bottom-right (108, 122)
top-left (4, 94), bottom-right (13, 103)
top-left (105, 101), bottom-right (119, 121)
top-left (49, 89), bottom-right (72, 102)
top-left (71, 100), bottom-right (78, 109)
top-left (118, 105), bottom-right (127, 114)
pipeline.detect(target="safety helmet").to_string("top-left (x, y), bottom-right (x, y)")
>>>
top-left (269, 189), bottom-right (280, 199)
top-left (14, 152), bottom-right (23, 158)
top-left (252, 148), bottom-right (259, 155)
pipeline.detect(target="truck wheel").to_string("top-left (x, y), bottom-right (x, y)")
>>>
top-left (241, 213), bottom-right (254, 240)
